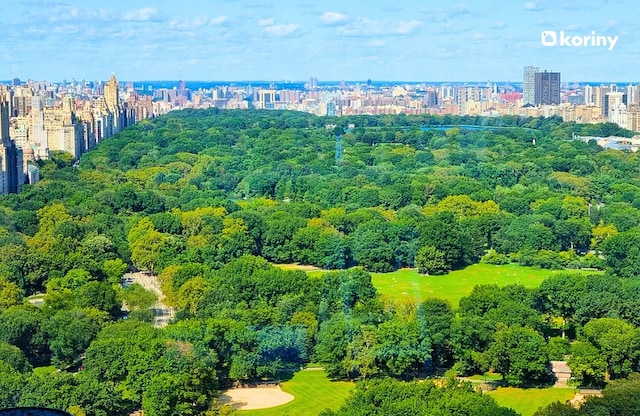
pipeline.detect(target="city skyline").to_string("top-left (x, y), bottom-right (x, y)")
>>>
top-left (1, 0), bottom-right (639, 82)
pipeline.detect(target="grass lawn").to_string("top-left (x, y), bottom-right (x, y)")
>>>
top-left (33, 365), bottom-right (57, 377)
top-left (465, 372), bottom-right (503, 382)
top-left (240, 369), bottom-right (354, 416)
top-left (486, 387), bottom-right (576, 416)
top-left (273, 263), bottom-right (321, 272)
top-left (371, 264), bottom-right (600, 308)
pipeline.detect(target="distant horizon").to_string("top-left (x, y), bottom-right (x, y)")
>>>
top-left (6, 79), bottom-right (640, 86)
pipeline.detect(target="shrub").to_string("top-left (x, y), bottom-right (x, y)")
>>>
top-left (481, 250), bottom-right (510, 265)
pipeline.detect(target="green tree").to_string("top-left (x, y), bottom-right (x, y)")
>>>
top-left (603, 228), bottom-right (640, 278)
top-left (373, 318), bottom-right (429, 376)
top-left (567, 341), bottom-right (607, 386)
top-left (0, 305), bottom-right (48, 364)
top-left (538, 273), bottom-right (587, 338)
top-left (103, 258), bottom-right (128, 285)
top-left (0, 342), bottom-right (32, 373)
top-left (488, 326), bottom-right (549, 386)
top-left (321, 378), bottom-right (518, 416)
top-left (580, 318), bottom-right (640, 380)
top-left (131, 229), bottom-right (166, 274)
top-left (123, 283), bottom-right (157, 311)
top-left (580, 373), bottom-right (640, 416)
top-left (45, 308), bottom-right (109, 368)
top-left (315, 313), bottom-right (358, 379)
top-left (417, 298), bottom-right (454, 367)
top-left (176, 276), bottom-right (209, 315)
top-left (75, 281), bottom-right (120, 316)
top-left (415, 245), bottom-right (447, 275)
top-left (533, 401), bottom-right (579, 416)
top-left (0, 360), bottom-right (26, 408)
top-left (0, 276), bottom-right (24, 311)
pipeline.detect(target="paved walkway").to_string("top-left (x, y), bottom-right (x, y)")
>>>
top-left (123, 271), bottom-right (175, 327)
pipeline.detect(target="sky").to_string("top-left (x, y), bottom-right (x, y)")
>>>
top-left (1, 0), bottom-right (638, 82)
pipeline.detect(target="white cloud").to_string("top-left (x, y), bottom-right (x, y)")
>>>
top-left (210, 16), bottom-right (228, 26)
top-left (54, 24), bottom-right (79, 34)
top-left (339, 18), bottom-right (422, 37)
top-left (169, 16), bottom-right (227, 31)
top-left (419, 4), bottom-right (470, 21)
top-left (338, 18), bottom-right (382, 37)
top-left (492, 20), bottom-right (506, 29)
top-left (49, 6), bottom-right (80, 22)
top-left (258, 18), bottom-right (274, 26)
top-left (605, 20), bottom-right (618, 30)
top-left (524, 2), bottom-right (544, 11)
top-left (122, 7), bottom-right (159, 22)
top-left (47, 6), bottom-right (116, 23)
top-left (263, 23), bottom-right (300, 37)
top-left (394, 20), bottom-right (422, 35)
top-left (534, 18), bottom-right (548, 26)
top-left (320, 11), bottom-right (348, 26)
top-left (450, 4), bottom-right (471, 16)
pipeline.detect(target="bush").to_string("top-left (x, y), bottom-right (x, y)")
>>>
top-left (582, 253), bottom-right (605, 269)
top-left (532, 250), bottom-right (564, 269)
top-left (548, 337), bottom-right (571, 361)
top-left (481, 250), bottom-right (510, 265)
top-left (512, 250), bottom-right (536, 266)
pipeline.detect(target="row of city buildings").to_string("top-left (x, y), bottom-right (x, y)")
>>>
top-left (155, 73), bottom-right (640, 133)
top-left (3, 69), bottom-right (638, 195)
top-left (0, 74), bottom-right (158, 195)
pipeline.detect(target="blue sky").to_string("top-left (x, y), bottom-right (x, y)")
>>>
top-left (1, 0), bottom-right (638, 82)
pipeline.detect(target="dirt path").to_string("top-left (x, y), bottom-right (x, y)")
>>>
top-left (123, 271), bottom-right (175, 328)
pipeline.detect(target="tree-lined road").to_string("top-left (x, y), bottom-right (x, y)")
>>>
top-left (123, 271), bottom-right (174, 327)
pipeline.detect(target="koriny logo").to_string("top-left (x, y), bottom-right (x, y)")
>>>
top-left (540, 31), bottom-right (619, 51)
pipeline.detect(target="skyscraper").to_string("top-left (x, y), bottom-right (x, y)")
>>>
top-left (0, 93), bottom-right (24, 194)
top-left (104, 73), bottom-right (120, 114)
top-left (523, 65), bottom-right (538, 105)
top-left (534, 71), bottom-right (561, 105)
top-left (103, 73), bottom-right (123, 133)
top-left (594, 85), bottom-right (613, 117)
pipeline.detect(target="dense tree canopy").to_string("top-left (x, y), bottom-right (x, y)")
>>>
top-left (0, 109), bottom-right (639, 415)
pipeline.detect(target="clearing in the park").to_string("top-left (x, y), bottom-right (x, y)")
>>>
top-left (235, 369), bottom-right (354, 416)
top-left (371, 263), bottom-right (600, 307)
top-left (487, 387), bottom-right (577, 416)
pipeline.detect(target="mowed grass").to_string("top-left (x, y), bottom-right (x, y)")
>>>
top-left (33, 365), bottom-right (57, 376)
top-left (486, 387), bottom-right (576, 416)
top-left (371, 264), bottom-right (600, 308)
top-left (240, 369), bottom-right (354, 416)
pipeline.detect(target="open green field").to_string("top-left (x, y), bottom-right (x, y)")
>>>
top-left (487, 387), bottom-right (576, 416)
top-left (33, 365), bottom-right (57, 377)
top-left (371, 264), bottom-right (601, 308)
top-left (240, 369), bottom-right (354, 416)
top-left (465, 372), bottom-right (503, 382)
top-left (275, 262), bottom-right (602, 308)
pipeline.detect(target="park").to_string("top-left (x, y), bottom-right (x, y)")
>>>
top-left (2, 110), bottom-right (640, 416)
top-left (218, 262), bottom-right (603, 416)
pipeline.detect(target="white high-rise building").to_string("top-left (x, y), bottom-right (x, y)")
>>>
top-left (30, 96), bottom-right (49, 159)
top-left (584, 85), bottom-right (594, 105)
top-left (523, 65), bottom-right (539, 105)
top-left (627, 84), bottom-right (639, 106)
top-left (608, 92), bottom-right (627, 127)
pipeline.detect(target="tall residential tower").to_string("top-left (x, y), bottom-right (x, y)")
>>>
top-left (523, 65), bottom-right (539, 105)
top-left (534, 71), bottom-right (561, 105)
